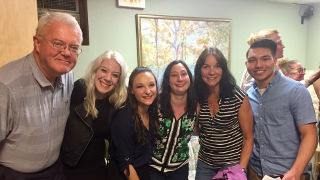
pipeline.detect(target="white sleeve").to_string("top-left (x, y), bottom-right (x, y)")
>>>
top-left (240, 69), bottom-right (254, 92)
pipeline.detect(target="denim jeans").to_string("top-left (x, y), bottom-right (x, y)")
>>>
top-left (195, 160), bottom-right (237, 180)
top-left (195, 160), bottom-right (220, 180)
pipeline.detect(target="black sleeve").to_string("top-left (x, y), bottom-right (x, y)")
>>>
top-left (70, 79), bottom-right (86, 109)
top-left (110, 106), bottom-right (135, 172)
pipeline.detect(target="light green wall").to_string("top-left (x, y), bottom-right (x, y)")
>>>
top-left (307, 3), bottom-right (320, 70)
top-left (74, 0), bottom-right (310, 84)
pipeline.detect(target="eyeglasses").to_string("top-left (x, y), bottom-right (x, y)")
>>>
top-left (290, 68), bottom-right (306, 74)
top-left (39, 36), bottom-right (82, 55)
top-left (51, 39), bottom-right (82, 55)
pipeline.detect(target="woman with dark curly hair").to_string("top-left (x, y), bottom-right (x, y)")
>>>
top-left (109, 67), bottom-right (158, 180)
top-left (149, 60), bottom-right (196, 180)
top-left (194, 47), bottom-right (253, 180)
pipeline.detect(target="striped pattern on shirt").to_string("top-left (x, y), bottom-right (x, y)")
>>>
top-left (0, 53), bottom-right (73, 173)
top-left (198, 88), bottom-right (245, 168)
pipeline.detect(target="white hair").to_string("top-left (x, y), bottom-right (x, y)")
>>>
top-left (36, 12), bottom-right (83, 43)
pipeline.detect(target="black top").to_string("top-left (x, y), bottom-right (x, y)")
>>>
top-left (61, 79), bottom-right (118, 180)
top-left (109, 106), bottom-right (153, 173)
top-left (76, 98), bottom-right (111, 167)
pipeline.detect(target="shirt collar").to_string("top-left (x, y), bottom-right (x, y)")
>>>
top-left (28, 53), bottom-right (64, 89)
top-left (252, 70), bottom-right (281, 90)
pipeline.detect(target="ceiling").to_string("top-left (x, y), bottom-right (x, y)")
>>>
top-left (268, 0), bottom-right (320, 4)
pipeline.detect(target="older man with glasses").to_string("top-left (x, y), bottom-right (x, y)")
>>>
top-left (278, 58), bottom-right (320, 87)
top-left (0, 12), bottom-right (82, 180)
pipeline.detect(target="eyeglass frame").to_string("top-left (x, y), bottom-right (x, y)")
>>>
top-left (38, 36), bottom-right (82, 55)
top-left (290, 67), bottom-right (306, 74)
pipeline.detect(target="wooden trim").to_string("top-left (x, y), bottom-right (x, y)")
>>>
top-left (78, 0), bottom-right (89, 45)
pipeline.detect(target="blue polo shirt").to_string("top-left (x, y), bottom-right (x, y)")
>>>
top-left (247, 70), bottom-right (316, 176)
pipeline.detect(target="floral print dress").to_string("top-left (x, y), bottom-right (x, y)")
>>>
top-left (150, 110), bottom-right (195, 173)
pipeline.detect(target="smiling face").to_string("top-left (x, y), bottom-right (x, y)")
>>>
top-left (94, 59), bottom-right (121, 99)
top-left (169, 63), bottom-right (190, 96)
top-left (131, 72), bottom-right (157, 108)
top-left (287, 63), bottom-right (305, 81)
top-left (201, 55), bottom-right (222, 90)
top-left (33, 22), bottom-right (81, 84)
top-left (246, 47), bottom-right (277, 88)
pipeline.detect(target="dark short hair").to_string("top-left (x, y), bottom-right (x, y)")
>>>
top-left (246, 39), bottom-right (277, 58)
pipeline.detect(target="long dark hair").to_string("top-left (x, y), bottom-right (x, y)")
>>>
top-left (159, 60), bottom-right (196, 119)
top-left (194, 47), bottom-right (237, 103)
top-left (127, 67), bottom-right (158, 144)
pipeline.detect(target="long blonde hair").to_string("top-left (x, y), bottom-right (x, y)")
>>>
top-left (247, 29), bottom-right (279, 45)
top-left (83, 50), bottom-right (128, 118)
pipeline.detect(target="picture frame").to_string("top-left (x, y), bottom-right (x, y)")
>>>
top-left (118, 0), bottom-right (145, 9)
top-left (135, 14), bottom-right (232, 82)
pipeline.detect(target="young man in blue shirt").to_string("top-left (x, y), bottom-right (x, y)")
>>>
top-left (245, 39), bottom-right (317, 180)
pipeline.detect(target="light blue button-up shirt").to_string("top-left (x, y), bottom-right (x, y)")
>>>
top-left (247, 71), bottom-right (316, 176)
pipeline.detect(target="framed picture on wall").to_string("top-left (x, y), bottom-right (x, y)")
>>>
top-left (135, 14), bottom-right (232, 82)
top-left (118, 0), bottom-right (145, 9)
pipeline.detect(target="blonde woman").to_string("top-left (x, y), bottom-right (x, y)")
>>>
top-left (61, 50), bottom-right (128, 180)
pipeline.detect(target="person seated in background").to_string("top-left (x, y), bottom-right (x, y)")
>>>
top-left (109, 67), bottom-right (159, 180)
top-left (0, 12), bottom-right (82, 179)
top-left (240, 29), bottom-right (285, 92)
top-left (194, 47), bottom-right (254, 180)
top-left (149, 60), bottom-right (196, 180)
top-left (245, 39), bottom-right (317, 180)
top-left (278, 58), bottom-right (320, 88)
top-left (60, 50), bottom-right (128, 180)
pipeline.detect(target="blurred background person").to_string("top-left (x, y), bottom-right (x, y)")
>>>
top-left (278, 58), bottom-right (320, 88)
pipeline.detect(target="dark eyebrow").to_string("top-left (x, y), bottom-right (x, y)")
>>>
top-left (262, 55), bottom-right (272, 58)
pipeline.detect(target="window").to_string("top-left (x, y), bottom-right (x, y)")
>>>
top-left (37, 0), bottom-right (89, 45)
